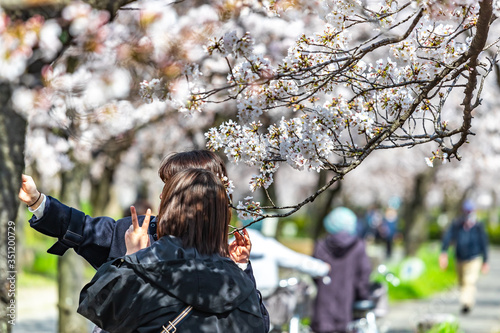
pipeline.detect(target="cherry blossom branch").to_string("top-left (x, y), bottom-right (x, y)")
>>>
top-left (442, 0), bottom-right (493, 160)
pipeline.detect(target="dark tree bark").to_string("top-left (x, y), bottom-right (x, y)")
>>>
top-left (402, 168), bottom-right (436, 256)
top-left (57, 168), bottom-right (88, 333)
top-left (0, 3), bottom-right (137, 332)
top-left (89, 132), bottom-right (134, 216)
top-left (309, 171), bottom-right (342, 242)
top-left (0, 83), bottom-right (27, 333)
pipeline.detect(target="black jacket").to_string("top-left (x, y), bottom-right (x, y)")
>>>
top-left (30, 196), bottom-right (269, 331)
top-left (78, 236), bottom-right (267, 333)
top-left (441, 216), bottom-right (489, 262)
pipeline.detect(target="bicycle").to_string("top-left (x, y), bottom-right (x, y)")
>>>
top-left (347, 264), bottom-right (400, 333)
top-left (266, 276), bottom-right (314, 333)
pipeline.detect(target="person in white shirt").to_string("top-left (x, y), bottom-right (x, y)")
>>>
top-left (246, 226), bottom-right (330, 298)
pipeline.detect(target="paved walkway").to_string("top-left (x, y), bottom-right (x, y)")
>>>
top-left (381, 246), bottom-right (500, 333)
top-left (12, 283), bottom-right (94, 333)
top-left (11, 247), bottom-right (500, 333)
top-left (12, 284), bottom-right (58, 333)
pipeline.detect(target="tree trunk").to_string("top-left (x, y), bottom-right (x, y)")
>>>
top-left (309, 171), bottom-right (342, 242)
top-left (89, 160), bottom-right (116, 216)
top-left (488, 190), bottom-right (498, 228)
top-left (90, 132), bottom-right (134, 216)
top-left (0, 3), bottom-right (139, 332)
top-left (57, 169), bottom-right (88, 333)
top-left (402, 168), bottom-right (435, 256)
top-left (0, 83), bottom-right (27, 333)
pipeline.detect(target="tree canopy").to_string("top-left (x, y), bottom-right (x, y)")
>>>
top-left (2, 0), bottom-right (499, 221)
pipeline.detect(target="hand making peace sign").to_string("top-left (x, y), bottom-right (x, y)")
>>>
top-left (125, 206), bottom-right (151, 255)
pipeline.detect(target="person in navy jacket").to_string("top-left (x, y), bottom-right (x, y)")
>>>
top-left (18, 150), bottom-right (269, 331)
top-left (439, 200), bottom-right (489, 314)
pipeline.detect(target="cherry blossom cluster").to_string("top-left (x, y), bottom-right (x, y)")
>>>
top-left (249, 161), bottom-right (279, 192)
top-left (220, 175), bottom-right (235, 196)
top-left (0, 9), bottom-right (62, 81)
top-left (425, 150), bottom-right (449, 168)
top-left (188, 0), bottom-right (493, 214)
top-left (236, 196), bottom-right (263, 220)
top-left (62, 2), bottom-right (110, 52)
top-left (205, 120), bottom-right (267, 165)
top-left (207, 30), bottom-right (254, 58)
top-left (140, 79), bottom-right (168, 103)
top-left (317, 0), bottom-right (359, 31)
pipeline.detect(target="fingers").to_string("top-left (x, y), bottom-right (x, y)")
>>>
top-left (19, 174), bottom-right (37, 203)
top-left (142, 208), bottom-right (151, 232)
top-left (235, 228), bottom-right (251, 249)
top-left (242, 229), bottom-right (251, 247)
top-left (21, 174), bottom-right (32, 184)
top-left (130, 206), bottom-right (152, 237)
top-left (130, 206), bottom-right (139, 230)
top-left (234, 230), bottom-right (243, 242)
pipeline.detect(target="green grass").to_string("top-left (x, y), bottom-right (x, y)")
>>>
top-left (17, 271), bottom-right (57, 288)
top-left (384, 244), bottom-right (457, 301)
top-left (426, 321), bottom-right (463, 333)
top-left (22, 218), bottom-right (60, 279)
top-left (21, 208), bottom-right (97, 282)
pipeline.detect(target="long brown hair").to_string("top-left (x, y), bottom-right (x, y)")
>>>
top-left (157, 169), bottom-right (230, 256)
top-left (158, 150), bottom-right (227, 184)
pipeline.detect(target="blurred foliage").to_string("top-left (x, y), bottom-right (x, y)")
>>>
top-left (23, 212), bottom-right (59, 279)
top-left (426, 321), bottom-right (463, 333)
top-left (80, 200), bottom-right (94, 216)
top-left (279, 237), bottom-right (315, 255)
top-left (21, 204), bottom-right (98, 282)
top-left (384, 244), bottom-right (456, 301)
top-left (279, 213), bottom-right (320, 239)
top-left (30, 250), bottom-right (58, 279)
top-left (487, 224), bottom-right (500, 245)
top-left (17, 271), bottom-right (56, 288)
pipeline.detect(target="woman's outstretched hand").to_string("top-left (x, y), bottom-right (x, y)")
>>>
top-left (18, 174), bottom-right (43, 209)
top-left (229, 228), bottom-right (251, 264)
top-left (125, 206), bottom-right (151, 255)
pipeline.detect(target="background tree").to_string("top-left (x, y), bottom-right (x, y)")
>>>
top-left (174, 0), bottom-right (499, 226)
top-left (2, 0), bottom-right (500, 330)
top-left (2, 1), bottom-right (322, 330)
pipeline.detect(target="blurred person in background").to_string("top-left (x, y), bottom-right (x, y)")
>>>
top-left (244, 220), bottom-right (330, 298)
top-left (379, 206), bottom-right (398, 259)
top-left (361, 204), bottom-right (383, 240)
top-left (241, 220), bottom-right (329, 331)
top-left (439, 199), bottom-right (489, 314)
top-left (311, 207), bottom-right (372, 333)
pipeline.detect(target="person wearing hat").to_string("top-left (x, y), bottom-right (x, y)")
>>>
top-left (439, 199), bottom-right (489, 314)
top-left (311, 207), bottom-right (372, 333)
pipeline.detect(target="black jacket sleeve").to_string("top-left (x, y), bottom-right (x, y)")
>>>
top-left (244, 261), bottom-right (270, 332)
top-left (77, 258), bottom-right (150, 333)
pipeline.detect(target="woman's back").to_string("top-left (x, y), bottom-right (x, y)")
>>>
top-left (78, 169), bottom-right (267, 332)
top-left (78, 236), bottom-right (266, 333)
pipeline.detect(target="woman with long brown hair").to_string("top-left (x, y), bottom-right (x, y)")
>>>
top-left (78, 168), bottom-right (267, 333)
